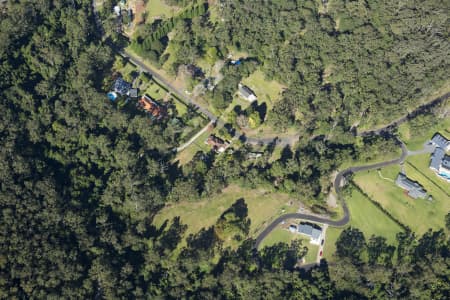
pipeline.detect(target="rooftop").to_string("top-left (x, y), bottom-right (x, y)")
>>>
top-left (442, 155), bottom-right (450, 171)
top-left (114, 77), bottom-right (132, 95)
top-left (205, 135), bottom-right (229, 153)
top-left (430, 147), bottom-right (445, 171)
top-left (298, 222), bottom-right (322, 240)
top-left (395, 173), bottom-right (427, 199)
top-left (431, 133), bottom-right (450, 149)
top-left (137, 95), bottom-right (166, 120)
top-left (238, 84), bottom-right (256, 99)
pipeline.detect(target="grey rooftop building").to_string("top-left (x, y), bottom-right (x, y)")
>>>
top-left (429, 133), bottom-right (450, 181)
top-left (114, 77), bottom-right (132, 95)
top-left (238, 84), bottom-right (257, 102)
top-left (395, 173), bottom-right (427, 199)
top-left (430, 147), bottom-right (445, 172)
top-left (431, 133), bottom-right (450, 151)
top-left (298, 222), bottom-right (322, 244)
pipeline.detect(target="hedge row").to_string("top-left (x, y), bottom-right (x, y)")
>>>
top-left (350, 181), bottom-right (410, 232)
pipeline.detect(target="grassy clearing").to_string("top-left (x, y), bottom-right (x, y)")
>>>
top-left (322, 227), bottom-right (341, 260)
top-left (153, 185), bottom-right (297, 248)
top-left (323, 185), bottom-right (403, 260)
top-left (346, 187), bottom-right (403, 244)
top-left (145, 82), bottom-right (167, 99)
top-left (354, 162), bottom-right (450, 234)
top-left (174, 129), bottom-right (212, 164)
top-left (145, 0), bottom-right (178, 20)
top-left (241, 69), bottom-right (285, 111)
top-left (258, 227), bottom-right (319, 264)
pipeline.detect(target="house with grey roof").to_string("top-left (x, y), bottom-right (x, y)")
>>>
top-left (431, 133), bottom-right (450, 151)
top-left (113, 77), bottom-right (132, 95)
top-left (238, 84), bottom-right (257, 102)
top-left (395, 173), bottom-right (427, 199)
top-left (298, 222), bottom-right (322, 245)
top-left (429, 133), bottom-right (450, 182)
top-left (430, 147), bottom-right (445, 172)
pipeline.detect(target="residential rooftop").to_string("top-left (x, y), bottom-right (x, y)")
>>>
top-left (395, 173), bottom-right (427, 199)
top-left (431, 133), bottom-right (450, 151)
top-left (238, 84), bottom-right (257, 102)
top-left (298, 222), bottom-right (322, 241)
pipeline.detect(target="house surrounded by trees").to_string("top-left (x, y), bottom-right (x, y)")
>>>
top-left (205, 135), bottom-right (230, 153)
top-left (298, 222), bottom-right (323, 245)
top-left (238, 84), bottom-right (257, 102)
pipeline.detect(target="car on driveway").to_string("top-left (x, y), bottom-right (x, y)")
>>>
top-left (321, 239), bottom-right (324, 245)
top-left (319, 250), bottom-right (323, 256)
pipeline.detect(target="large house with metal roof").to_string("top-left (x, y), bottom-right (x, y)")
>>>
top-left (431, 133), bottom-right (450, 151)
top-left (429, 133), bottom-right (450, 182)
top-left (298, 222), bottom-right (322, 245)
top-left (395, 173), bottom-right (428, 199)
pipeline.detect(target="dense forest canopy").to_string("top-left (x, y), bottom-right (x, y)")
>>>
top-left (218, 0), bottom-right (449, 132)
top-left (0, 0), bottom-right (449, 298)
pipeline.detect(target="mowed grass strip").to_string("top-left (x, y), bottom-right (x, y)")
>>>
top-left (153, 185), bottom-right (295, 247)
top-left (354, 163), bottom-right (450, 234)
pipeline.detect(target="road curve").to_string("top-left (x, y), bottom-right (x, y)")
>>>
top-left (253, 137), bottom-right (408, 249)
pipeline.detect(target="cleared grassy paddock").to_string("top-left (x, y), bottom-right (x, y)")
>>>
top-left (323, 185), bottom-right (403, 260)
top-left (354, 162), bottom-right (450, 234)
top-left (153, 185), bottom-right (298, 248)
top-left (145, 0), bottom-right (178, 20)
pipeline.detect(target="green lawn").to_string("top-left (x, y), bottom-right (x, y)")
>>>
top-left (407, 154), bottom-right (450, 195)
top-left (258, 227), bottom-right (319, 264)
top-left (354, 161), bottom-right (450, 234)
top-left (174, 128), bottom-right (212, 164)
top-left (153, 185), bottom-right (297, 248)
top-left (145, 0), bottom-right (178, 20)
top-left (323, 185), bottom-right (403, 260)
top-left (241, 69), bottom-right (285, 110)
top-left (322, 227), bottom-right (341, 260)
top-left (145, 82), bottom-right (167, 100)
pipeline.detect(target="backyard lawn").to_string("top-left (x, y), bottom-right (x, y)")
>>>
top-left (153, 185), bottom-right (298, 249)
top-left (174, 129), bottom-right (212, 165)
top-left (258, 227), bottom-right (319, 264)
top-left (354, 162), bottom-right (450, 234)
top-left (241, 69), bottom-right (285, 110)
top-left (145, 0), bottom-right (179, 20)
top-left (145, 81), bottom-right (168, 100)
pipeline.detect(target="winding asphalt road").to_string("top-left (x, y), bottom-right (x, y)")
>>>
top-left (253, 137), bottom-right (408, 249)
